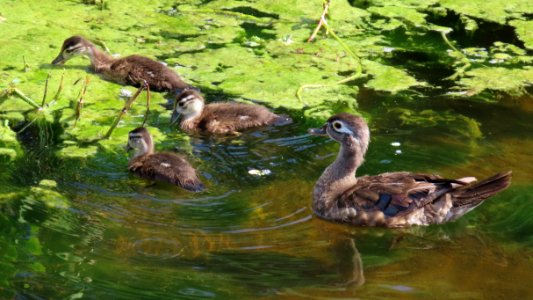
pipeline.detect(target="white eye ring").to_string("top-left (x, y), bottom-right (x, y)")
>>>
top-left (332, 121), bottom-right (343, 131)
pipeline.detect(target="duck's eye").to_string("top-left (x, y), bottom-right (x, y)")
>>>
top-left (332, 121), bottom-right (343, 131)
top-left (178, 102), bottom-right (185, 107)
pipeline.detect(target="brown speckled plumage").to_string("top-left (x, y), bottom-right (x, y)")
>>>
top-left (52, 36), bottom-right (189, 92)
top-left (171, 89), bottom-right (292, 134)
top-left (127, 127), bottom-right (204, 192)
top-left (309, 113), bottom-right (512, 227)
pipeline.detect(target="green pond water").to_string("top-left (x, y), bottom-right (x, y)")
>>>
top-left (1, 0), bottom-right (532, 299)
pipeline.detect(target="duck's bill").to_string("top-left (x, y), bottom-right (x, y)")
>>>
top-left (51, 54), bottom-right (65, 65)
top-left (124, 144), bottom-right (133, 152)
top-left (170, 110), bottom-right (180, 125)
top-left (308, 124), bottom-right (327, 136)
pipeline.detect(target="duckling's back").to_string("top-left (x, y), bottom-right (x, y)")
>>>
top-left (198, 103), bottom-right (292, 133)
top-left (110, 55), bottom-right (189, 92)
top-left (129, 153), bottom-right (204, 192)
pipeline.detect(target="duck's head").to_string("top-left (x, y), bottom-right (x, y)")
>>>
top-left (52, 36), bottom-right (93, 65)
top-left (309, 113), bottom-right (370, 153)
top-left (170, 89), bottom-right (205, 125)
top-left (126, 127), bottom-right (154, 158)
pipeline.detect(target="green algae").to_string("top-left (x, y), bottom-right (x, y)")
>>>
top-left (0, 0), bottom-right (530, 161)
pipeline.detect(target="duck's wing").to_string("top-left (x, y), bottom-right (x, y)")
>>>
top-left (131, 153), bottom-right (205, 192)
top-left (339, 172), bottom-right (469, 217)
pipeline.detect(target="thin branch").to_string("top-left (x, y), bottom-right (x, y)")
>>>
top-left (307, 0), bottom-right (331, 43)
top-left (104, 86), bottom-right (145, 139)
top-left (142, 81), bottom-right (151, 127)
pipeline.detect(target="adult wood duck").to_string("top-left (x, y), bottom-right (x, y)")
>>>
top-left (308, 113), bottom-right (512, 227)
top-left (126, 127), bottom-right (204, 192)
top-left (52, 36), bottom-right (189, 93)
top-left (170, 89), bottom-right (292, 134)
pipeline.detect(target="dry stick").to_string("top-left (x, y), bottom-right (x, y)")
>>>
top-left (74, 76), bottom-right (90, 127)
top-left (104, 86), bottom-right (144, 139)
top-left (307, 0), bottom-right (331, 43)
top-left (141, 81), bottom-right (151, 127)
top-left (41, 73), bottom-right (51, 107)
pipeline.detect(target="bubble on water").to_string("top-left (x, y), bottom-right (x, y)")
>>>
top-left (391, 142), bottom-right (401, 147)
top-left (248, 168), bottom-right (272, 176)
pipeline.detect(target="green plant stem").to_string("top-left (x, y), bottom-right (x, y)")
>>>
top-left (41, 73), bottom-right (51, 107)
top-left (441, 32), bottom-right (471, 80)
top-left (297, 18), bottom-right (364, 103)
top-left (296, 73), bottom-right (361, 103)
top-left (12, 88), bottom-right (41, 109)
top-left (51, 72), bottom-right (64, 103)
top-left (74, 76), bottom-right (90, 127)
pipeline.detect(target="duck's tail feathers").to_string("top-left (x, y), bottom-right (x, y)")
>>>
top-left (273, 114), bottom-right (293, 126)
top-left (452, 171), bottom-right (512, 208)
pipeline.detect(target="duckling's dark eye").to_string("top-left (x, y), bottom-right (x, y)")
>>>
top-left (178, 102), bottom-right (185, 107)
top-left (333, 121), bottom-right (342, 130)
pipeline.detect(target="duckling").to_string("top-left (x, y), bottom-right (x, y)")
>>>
top-left (309, 113), bottom-right (512, 227)
top-left (126, 127), bottom-right (204, 192)
top-left (170, 89), bottom-right (292, 134)
top-left (52, 36), bottom-right (189, 93)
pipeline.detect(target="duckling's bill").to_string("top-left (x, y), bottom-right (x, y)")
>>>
top-left (170, 110), bottom-right (181, 125)
top-left (51, 54), bottom-right (66, 65)
top-left (308, 124), bottom-right (327, 136)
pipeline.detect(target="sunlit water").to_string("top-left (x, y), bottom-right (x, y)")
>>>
top-left (1, 93), bottom-right (532, 299)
